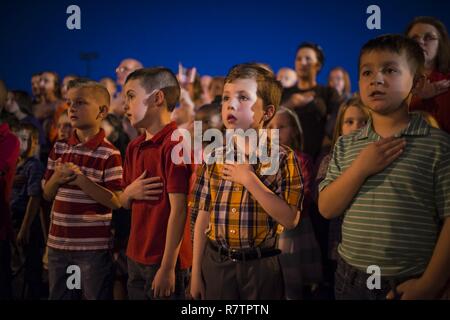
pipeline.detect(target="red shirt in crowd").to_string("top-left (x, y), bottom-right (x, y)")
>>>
top-left (0, 123), bottom-right (20, 241)
top-left (410, 70), bottom-right (450, 135)
top-left (123, 122), bottom-right (192, 269)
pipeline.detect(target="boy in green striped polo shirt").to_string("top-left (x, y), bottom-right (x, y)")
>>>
top-left (319, 34), bottom-right (450, 300)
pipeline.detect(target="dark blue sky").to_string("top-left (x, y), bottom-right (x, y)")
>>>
top-left (1, 0), bottom-right (449, 92)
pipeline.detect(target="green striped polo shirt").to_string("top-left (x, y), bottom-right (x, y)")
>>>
top-left (319, 113), bottom-right (450, 277)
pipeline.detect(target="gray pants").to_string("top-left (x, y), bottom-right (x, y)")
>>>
top-left (127, 258), bottom-right (186, 300)
top-left (48, 248), bottom-right (113, 300)
top-left (202, 242), bottom-right (284, 299)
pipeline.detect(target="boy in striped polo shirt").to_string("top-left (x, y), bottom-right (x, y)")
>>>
top-left (43, 79), bottom-right (123, 300)
top-left (319, 35), bottom-right (450, 300)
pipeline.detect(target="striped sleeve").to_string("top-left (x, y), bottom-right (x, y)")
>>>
top-left (319, 138), bottom-right (342, 192)
top-left (435, 148), bottom-right (450, 219)
top-left (103, 152), bottom-right (123, 191)
top-left (280, 149), bottom-right (303, 208)
top-left (189, 163), bottom-right (211, 213)
top-left (44, 143), bottom-right (60, 182)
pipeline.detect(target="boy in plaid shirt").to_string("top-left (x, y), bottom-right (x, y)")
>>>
top-left (190, 63), bottom-right (304, 299)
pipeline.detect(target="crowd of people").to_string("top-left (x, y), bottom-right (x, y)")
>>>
top-left (0, 16), bottom-right (449, 300)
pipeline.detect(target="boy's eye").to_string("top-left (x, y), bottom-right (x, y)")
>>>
top-left (239, 95), bottom-right (249, 101)
top-left (361, 70), bottom-right (372, 77)
top-left (384, 68), bottom-right (398, 74)
top-left (222, 96), bottom-right (229, 101)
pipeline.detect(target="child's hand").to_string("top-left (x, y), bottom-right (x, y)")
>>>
top-left (126, 171), bottom-right (163, 201)
top-left (66, 162), bottom-right (84, 186)
top-left (353, 137), bottom-right (406, 178)
top-left (222, 162), bottom-right (254, 186)
top-left (386, 278), bottom-right (436, 300)
top-left (151, 267), bottom-right (175, 298)
top-left (190, 272), bottom-right (205, 300)
top-left (413, 78), bottom-right (450, 99)
top-left (53, 159), bottom-right (77, 185)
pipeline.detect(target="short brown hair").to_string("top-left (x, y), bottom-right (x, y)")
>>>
top-left (225, 63), bottom-right (282, 126)
top-left (67, 78), bottom-right (110, 108)
top-left (359, 34), bottom-right (425, 79)
top-left (125, 67), bottom-right (181, 112)
top-left (405, 16), bottom-right (450, 74)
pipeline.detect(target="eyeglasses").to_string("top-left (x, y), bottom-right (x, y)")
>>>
top-left (116, 66), bottom-right (131, 73)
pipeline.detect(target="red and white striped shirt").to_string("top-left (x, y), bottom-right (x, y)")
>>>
top-left (44, 128), bottom-right (123, 251)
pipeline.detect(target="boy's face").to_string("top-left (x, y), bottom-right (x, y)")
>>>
top-left (222, 78), bottom-right (265, 130)
top-left (31, 75), bottom-right (41, 97)
top-left (5, 92), bottom-right (19, 113)
top-left (359, 50), bottom-right (415, 116)
top-left (57, 113), bottom-right (73, 140)
top-left (16, 129), bottom-right (32, 157)
top-left (66, 87), bottom-right (105, 130)
top-left (295, 48), bottom-right (320, 79)
top-left (39, 72), bottom-right (56, 97)
top-left (277, 68), bottom-right (297, 88)
top-left (123, 79), bottom-right (157, 128)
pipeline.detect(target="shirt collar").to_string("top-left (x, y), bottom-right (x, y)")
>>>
top-left (67, 128), bottom-right (106, 150)
top-left (138, 121), bottom-right (178, 148)
top-left (356, 113), bottom-right (430, 140)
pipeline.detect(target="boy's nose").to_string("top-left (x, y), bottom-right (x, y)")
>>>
top-left (370, 72), bottom-right (384, 85)
top-left (227, 98), bottom-right (237, 110)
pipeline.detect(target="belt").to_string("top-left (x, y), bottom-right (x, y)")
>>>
top-left (207, 240), bottom-right (281, 262)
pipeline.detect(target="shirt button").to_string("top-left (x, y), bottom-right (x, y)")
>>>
top-left (231, 208), bottom-right (237, 213)
top-left (230, 229), bottom-right (236, 234)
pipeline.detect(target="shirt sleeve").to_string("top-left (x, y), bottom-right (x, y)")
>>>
top-left (279, 150), bottom-right (303, 208)
top-left (103, 151), bottom-right (123, 192)
top-left (121, 144), bottom-right (132, 189)
top-left (435, 148), bottom-right (450, 220)
top-left (43, 143), bottom-right (60, 183)
top-left (165, 144), bottom-right (190, 194)
top-left (26, 160), bottom-right (44, 197)
top-left (189, 163), bottom-right (212, 213)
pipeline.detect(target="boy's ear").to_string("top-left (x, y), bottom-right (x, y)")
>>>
top-left (154, 90), bottom-right (165, 107)
top-left (98, 105), bottom-right (108, 119)
top-left (264, 105), bottom-right (276, 123)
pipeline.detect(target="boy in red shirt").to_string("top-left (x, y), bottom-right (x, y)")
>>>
top-left (120, 67), bottom-right (191, 300)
